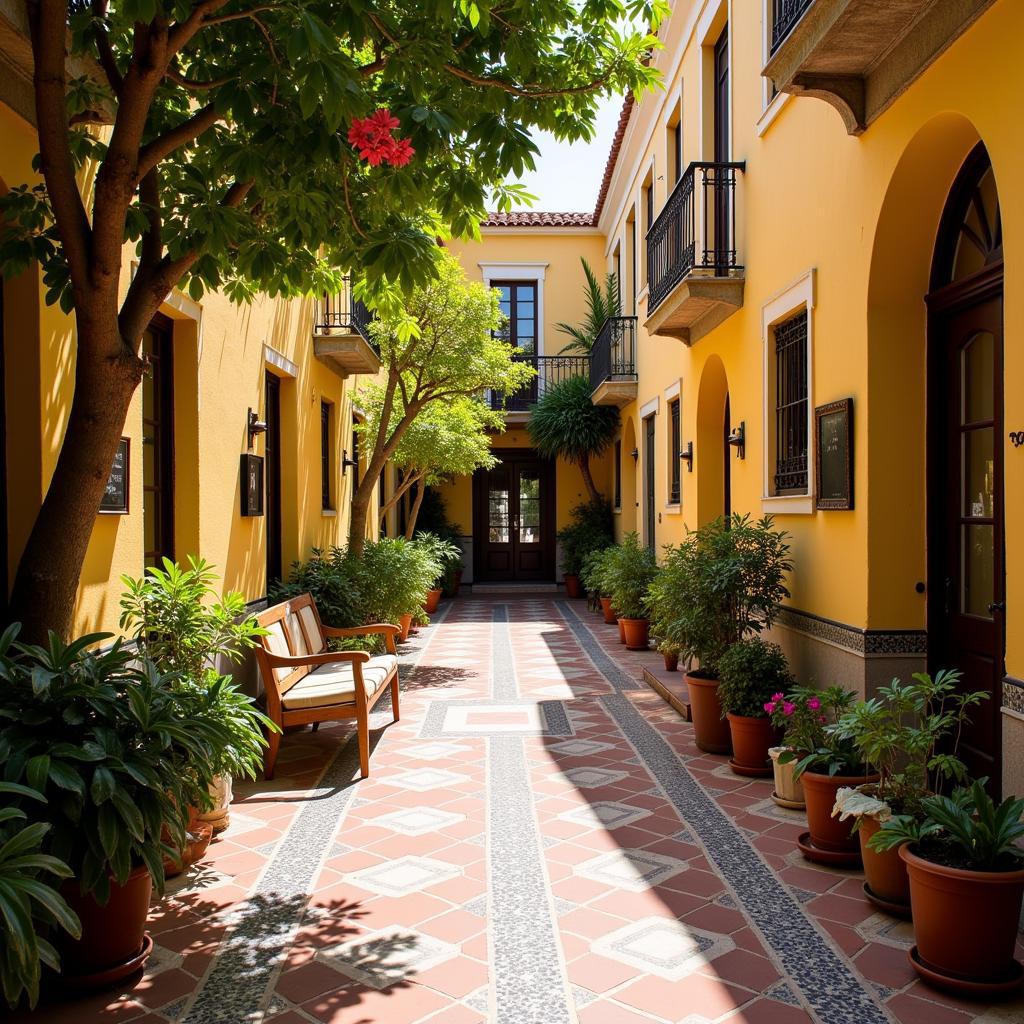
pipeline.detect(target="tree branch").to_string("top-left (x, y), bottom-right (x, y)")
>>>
top-left (91, 0), bottom-right (123, 95)
top-left (137, 102), bottom-right (221, 178)
top-left (443, 62), bottom-right (611, 99)
top-left (166, 65), bottom-right (235, 90)
top-left (201, 4), bottom-right (281, 26)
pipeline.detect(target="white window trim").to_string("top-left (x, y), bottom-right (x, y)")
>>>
top-left (479, 261), bottom-right (547, 356)
top-left (264, 345), bottom-right (298, 378)
top-left (761, 269), bottom-right (816, 515)
top-left (639, 395), bottom-right (660, 420)
top-left (664, 380), bottom-right (683, 510)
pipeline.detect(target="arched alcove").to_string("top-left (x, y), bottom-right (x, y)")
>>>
top-left (695, 355), bottom-right (729, 527)
top-left (619, 415), bottom-right (638, 535)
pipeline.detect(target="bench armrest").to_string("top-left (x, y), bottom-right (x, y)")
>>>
top-left (261, 649), bottom-right (370, 668)
top-left (322, 624), bottom-right (401, 639)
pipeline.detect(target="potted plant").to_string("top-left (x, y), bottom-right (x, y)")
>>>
top-left (657, 639), bottom-right (680, 672)
top-left (414, 531), bottom-right (462, 613)
top-left (872, 781), bottom-right (1024, 994)
top-left (647, 515), bottom-right (792, 755)
top-left (717, 639), bottom-right (792, 778)
top-left (557, 500), bottom-right (614, 600)
top-left (765, 691), bottom-right (824, 809)
top-left (830, 670), bottom-right (987, 915)
top-left (120, 557), bottom-right (271, 834)
top-left (0, 625), bottom-right (256, 988)
top-left (582, 546), bottom-right (617, 623)
top-left (352, 537), bottom-right (441, 641)
top-left (605, 533), bottom-right (658, 650)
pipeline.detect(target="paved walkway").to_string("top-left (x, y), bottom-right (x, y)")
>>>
top-left (39, 599), bottom-right (1024, 1023)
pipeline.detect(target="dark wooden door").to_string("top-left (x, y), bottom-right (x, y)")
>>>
top-left (264, 371), bottom-right (282, 586)
top-left (712, 26), bottom-right (730, 271)
top-left (473, 450), bottom-right (554, 581)
top-left (644, 415), bottom-right (656, 552)
top-left (142, 314), bottom-right (175, 567)
top-left (930, 287), bottom-right (1004, 791)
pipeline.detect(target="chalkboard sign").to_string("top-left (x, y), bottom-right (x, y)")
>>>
top-left (240, 454), bottom-right (264, 517)
top-left (815, 399), bottom-right (853, 510)
top-left (99, 437), bottom-right (130, 514)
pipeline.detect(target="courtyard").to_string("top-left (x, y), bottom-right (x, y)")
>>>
top-left (27, 598), bottom-right (1024, 1024)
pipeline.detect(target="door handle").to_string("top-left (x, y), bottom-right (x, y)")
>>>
top-left (987, 601), bottom-right (1005, 615)
top-left (944, 577), bottom-right (953, 618)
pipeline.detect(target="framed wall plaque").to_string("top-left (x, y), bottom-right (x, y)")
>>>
top-left (240, 453), bottom-right (265, 517)
top-left (99, 437), bottom-right (130, 514)
top-left (815, 398), bottom-right (854, 510)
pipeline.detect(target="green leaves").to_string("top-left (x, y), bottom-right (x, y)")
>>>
top-left (527, 373), bottom-right (620, 464)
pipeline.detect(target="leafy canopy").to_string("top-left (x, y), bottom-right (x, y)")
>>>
top-left (527, 373), bottom-right (620, 464)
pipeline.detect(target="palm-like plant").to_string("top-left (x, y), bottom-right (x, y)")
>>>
top-left (528, 374), bottom-right (619, 503)
top-left (556, 258), bottom-right (621, 353)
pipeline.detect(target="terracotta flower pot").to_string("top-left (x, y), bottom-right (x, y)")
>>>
top-left (59, 865), bottom-right (153, 986)
top-left (398, 612), bottom-right (413, 642)
top-left (726, 714), bottom-right (781, 777)
top-left (801, 769), bottom-right (879, 858)
top-left (769, 747), bottom-right (805, 808)
top-left (616, 616), bottom-right (626, 644)
top-left (423, 588), bottom-right (442, 614)
top-left (195, 772), bottom-right (233, 834)
top-left (599, 597), bottom-right (617, 624)
top-left (901, 843), bottom-right (1024, 990)
top-left (685, 672), bottom-right (732, 755)
top-left (663, 651), bottom-right (679, 672)
top-left (564, 574), bottom-right (583, 599)
top-left (620, 618), bottom-right (650, 650)
top-left (859, 816), bottom-right (911, 912)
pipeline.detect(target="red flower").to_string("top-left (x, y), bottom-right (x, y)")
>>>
top-left (367, 108), bottom-right (400, 135)
top-left (386, 136), bottom-right (415, 167)
top-left (348, 108), bottom-right (414, 168)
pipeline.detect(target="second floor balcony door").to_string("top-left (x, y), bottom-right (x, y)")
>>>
top-left (494, 281), bottom-right (539, 406)
top-left (713, 26), bottom-right (731, 274)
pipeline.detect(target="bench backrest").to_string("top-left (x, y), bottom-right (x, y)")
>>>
top-left (254, 593), bottom-right (328, 702)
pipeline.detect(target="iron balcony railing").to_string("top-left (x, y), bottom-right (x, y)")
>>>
top-left (589, 316), bottom-right (638, 392)
top-left (314, 275), bottom-right (376, 349)
top-left (646, 160), bottom-right (745, 314)
top-left (489, 353), bottom-right (590, 412)
top-left (771, 0), bottom-right (814, 53)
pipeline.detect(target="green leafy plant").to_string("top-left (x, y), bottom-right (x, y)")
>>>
top-left (581, 546), bottom-right (616, 598)
top-left (273, 547), bottom-right (365, 630)
top-left (766, 686), bottom-right (862, 778)
top-left (717, 639), bottom-right (794, 719)
top-left (0, 782), bottom-right (80, 1010)
top-left (604, 533), bottom-right (658, 620)
top-left (413, 532), bottom-right (463, 590)
top-left (354, 537), bottom-right (441, 624)
top-left (557, 500), bottom-right (615, 577)
top-left (556, 258), bottom-right (621, 353)
top-left (645, 515), bottom-right (792, 677)
top-left (872, 780), bottom-right (1024, 871)
top-left (528, 374), bottom-right (620, 504)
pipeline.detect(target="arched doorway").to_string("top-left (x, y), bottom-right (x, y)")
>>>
top-left (696, 356), bottom-right (729, 527)
top-left (927, 143), bottom-right (1004, 791)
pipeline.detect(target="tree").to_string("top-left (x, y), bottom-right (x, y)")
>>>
top-left (369, 396), bottom-right (500, 538)
top-left (350, 252), bottom-right (533, 552)
top-left (0, 1), bottom-right (663, 641)
top-left (556, 258), bottom-right (621, 353)
top-left (527, 373), bottom-right (619, 503)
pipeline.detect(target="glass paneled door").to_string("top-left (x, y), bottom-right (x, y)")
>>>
top-left (473, 450), bottom-right (555, 581)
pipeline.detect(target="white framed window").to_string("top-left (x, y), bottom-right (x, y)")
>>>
top-left (478, 261), bottom-right (547, 354)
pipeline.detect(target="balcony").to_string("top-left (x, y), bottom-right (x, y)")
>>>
top-left (488, 354), bottom-right (590, 414)
top-left (590, 316), bottom-right (638, 408)
top-left (645, 161), bottom-right (745, 345)
top-left (313, 276), bottom-right (381, 377)
top-left (763, 0), bottom-right (996, 134)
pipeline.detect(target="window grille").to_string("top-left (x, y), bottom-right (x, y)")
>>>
top-left (669, 400), bottom-right (681, 504)
top-left (320, 402), bottom-right (332, 509)
top-left (774, 309), bottom-right (808, 493)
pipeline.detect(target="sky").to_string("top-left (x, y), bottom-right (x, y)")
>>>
top-left (508, 93), bottom-right (624, 212)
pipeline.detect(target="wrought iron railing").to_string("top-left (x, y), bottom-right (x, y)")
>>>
top-left (771, 0), bottom-right (814, 53)
top-left (489, 353), bottom-right (590, 412)
top-left (314, 275), bottom-right (376, 349)
top-left (646, 160), bottom-right (744, 314)
top-left (589, 316), bottom-right (637, 392)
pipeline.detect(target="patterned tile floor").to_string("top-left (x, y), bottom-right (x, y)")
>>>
top-left (25, 598), bottom-right (1024, 1024)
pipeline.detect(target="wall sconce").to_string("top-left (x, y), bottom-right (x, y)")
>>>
top-left (727, 420), bottom-right (746, 460)
top-left (341, 449), bottom-right (359, 475)
top-left (630, 447), bottom-right (639, 462)
top-left (246, 407), bottom-right (267, 450)
top-left (679, 440), bottom-right (694, 472)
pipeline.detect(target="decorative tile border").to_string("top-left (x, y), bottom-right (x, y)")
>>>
top-left (1003, 675), bottom-right (1024, 714)
top-left (775, 606), bottom-right (927, 657)
top-left (593, 916), bottom-right (735, 981)
top-left (419, 698), bottom-right (573, 738)
top-left (556, 601), bottom-right (893, 1024)
top-left (317, 925), bottom-right (459, 990)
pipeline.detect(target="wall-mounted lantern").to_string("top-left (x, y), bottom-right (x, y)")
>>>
top-left (679, 440), bottom-right (694, 472)
top-left (630, 447), bottom-right (639, 462)
top-left (246, 407), bottom-right (267, 450)
top-left (727, 420), bottom-right (745, 460)
top-left (341, 449), bottom-right (359, 475)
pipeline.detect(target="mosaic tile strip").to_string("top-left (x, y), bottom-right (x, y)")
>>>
top-left (180, 606), bottom-right (450, 1024)
top-left (556, 601), bottom-right (892, 1024)
top-left (418, 698), bottom-right (573, 738)
top-left (1003, 675), bottom-right (1024, 714)
top-left (774, 606), bottom-right (927, 656)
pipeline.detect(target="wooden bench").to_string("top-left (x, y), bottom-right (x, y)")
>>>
top-left (254, 593), bottom-right (401, 780)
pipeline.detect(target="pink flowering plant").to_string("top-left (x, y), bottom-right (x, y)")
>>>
top-left (769, 685), bottom-right (861, 777)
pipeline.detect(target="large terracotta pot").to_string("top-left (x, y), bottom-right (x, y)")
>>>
top-left (599, 597), bottom-right (617, 624)
top-left (564, 574), bottom-right (583, 599)
top-left (620, 618), bottom-right (650, 650)
top-left (769, 747), bottom-right (805, 808)
top-left (663, 651), bottom-right (679, 672)
top-left (685, 673), bottom-right (732, 754)
top-left (398, 612), bottom-right (413, 642)
top-left (59, 865), bottom-right (153, 985)
top-left (195, 772), bottom-right (233, 834)
top-left (423, 588), bottom-right (442, 614)
top-left (859, 816), bottom-right (910, 911)
top-left (801, 770), bottom-right (879, 856)
top-left (901, 843), bottom-right (1024, 989)
top-left (616, 616), bottom-right (626, 644)
top-left (726, 714), bottom-right (781, 777)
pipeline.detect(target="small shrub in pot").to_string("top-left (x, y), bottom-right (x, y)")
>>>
top-left (413, 531), bottom-right (462, 612)
top-left (557, 500), bottom-right (614, 599)
top-left (604, 533), bottom-right (658, 650)
top-left (582, 546), bottom-right (617, 622)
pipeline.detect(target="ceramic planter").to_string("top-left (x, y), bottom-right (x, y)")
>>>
top-left (195, 772), bottom-right (233, 834)
top-left (858, 816), bottom-right (911, 916)
top-left (58, 865), bottom-right (153, 988)
top-left (769, 747), bottom-right (805, 808)
top-left (726, 714), bottom-right (780, 777)
top-left (663, 651), bottom-right (679, 672)
top-left (798, 770), bottom-right (879, 866)
top-left (564, 574), bottom-right (583, 599)
top-left (685, 673), bottom-right (732, 754)
top-left (423, 588), bottom-right (442, 614)
top-left (620, 618), bottom-right (650, 650)
top-left (599, 597), bottom-right (617, 624)
top-left (901, 843), bottom-right (1024, 993)
top-left (398, 612), bottom-right (413, 642)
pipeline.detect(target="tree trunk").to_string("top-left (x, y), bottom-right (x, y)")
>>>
top-left (577, 456), bottom-right (601, 504)
top-left (348, 480), bottom-right (374, 557)
top-left (404, 479), bottom-right (426, 539)
top-left (8, 344), bottom-right (144, 642)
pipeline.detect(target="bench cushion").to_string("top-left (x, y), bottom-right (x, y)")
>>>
top-left (281, 654), bottom-right (398, 711)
